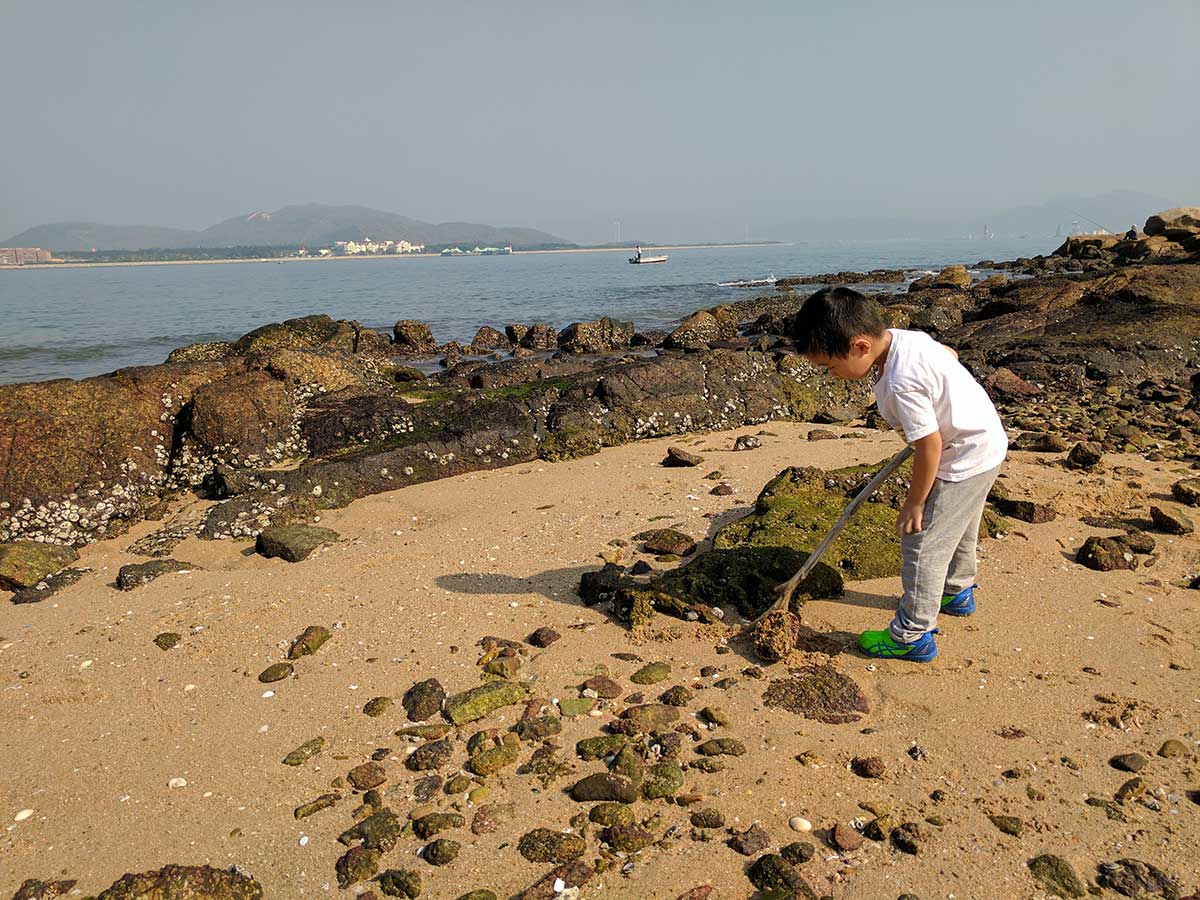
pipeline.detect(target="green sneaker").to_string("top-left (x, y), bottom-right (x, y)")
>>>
top-left (858, 628), bottom-right (938, 662)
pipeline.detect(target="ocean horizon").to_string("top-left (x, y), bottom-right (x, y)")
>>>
top-left (0, 237), bottom-right (1053, 385)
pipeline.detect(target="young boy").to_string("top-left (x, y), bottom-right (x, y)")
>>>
top-left (790, 286), bottom-right (1008, 662)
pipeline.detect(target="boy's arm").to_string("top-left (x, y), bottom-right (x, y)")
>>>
top-left (897, 431), bottom-right (942, 534)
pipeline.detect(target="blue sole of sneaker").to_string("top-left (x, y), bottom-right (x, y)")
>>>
top-left (939, 601), bottom-right (975, 617)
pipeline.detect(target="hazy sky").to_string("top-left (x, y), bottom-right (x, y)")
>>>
top-left (2, 1), bottom-right (1196, 242)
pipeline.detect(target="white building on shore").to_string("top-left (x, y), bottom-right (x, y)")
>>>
top-left (333, 238), bottom-right (425, 256)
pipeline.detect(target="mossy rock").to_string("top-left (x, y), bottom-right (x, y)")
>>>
top-left (641, 761), bottom-right (684, 799)
top-left (518, 828), bottom-right (587, 863)
top-left (466, 740), bottom-right (520, 776)
top-left (713, 465), bottom-right (902, 581)
top-left (589, 802), bottom-right (636, 826)
top-left (615, 545), bottom-right (843, 625)
top-left (378, 868), bottom-right (422, 897)
top-left (0, 541), bottom-right (79, 591)
top-left (443, 681), bottom-right (527, 725)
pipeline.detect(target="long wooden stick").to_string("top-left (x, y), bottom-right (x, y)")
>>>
top-left (755, 443), bottom-right (915, 621)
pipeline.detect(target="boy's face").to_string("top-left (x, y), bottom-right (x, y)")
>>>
top-left (804, 336), bottom-right (877, 380)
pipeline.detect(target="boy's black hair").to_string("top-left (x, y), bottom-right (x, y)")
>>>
top-left (789, 286), bottom-right (888, 357)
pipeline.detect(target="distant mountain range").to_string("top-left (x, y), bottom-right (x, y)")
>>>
top-left (2, 204), bottom-right (572, 251)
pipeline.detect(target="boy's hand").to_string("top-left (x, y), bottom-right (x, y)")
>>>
top-left (896, 498), bottom-right (924, 535)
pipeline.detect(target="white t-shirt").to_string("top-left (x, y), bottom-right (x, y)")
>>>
top-left (874, 329), bottom-right (1008, 482)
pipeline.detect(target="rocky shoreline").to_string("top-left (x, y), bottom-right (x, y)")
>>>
top-left (3, 208), bottom-right (1200, 899)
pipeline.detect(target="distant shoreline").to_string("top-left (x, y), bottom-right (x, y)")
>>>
top-left (1, 241), bottom-right (786, 271)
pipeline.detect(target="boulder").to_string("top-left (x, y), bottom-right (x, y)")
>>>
top-left (664, 311), bottom-right (722, 349)
top-left (234, 315), bottom-right (359, 355)
top-left (1144, 206), bottom-right (1200, 237)
top-left (909, 264), bottom-right (971, 291)
top-left (471, 326), bottom-right (511, 350)
top-left (557, 317), bottom-right (634, 354)
top-left (0, 541), bottom-right (79, 591)
top-left (255, 524), bottom-right (339, 561)
top-left (392, 320), bottom-right (437, 353)
top-left (95, 864), bottom-right (263, 900)
top-left (1077, 536), bottom-right (1136, 571)
top-left (116, 559), bottom-right (194, 590)
top-left (1065, 441), bottom-right (1104, 469)
top-left (189, 372), bottom-right (297, 464)
top-left (520, 323), bottom-right (558, 350)
top-left (1150, 504), bottom-right (1194, 535)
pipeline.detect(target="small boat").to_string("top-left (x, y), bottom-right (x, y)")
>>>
top-left (629, 246), bottom-right (668, 264)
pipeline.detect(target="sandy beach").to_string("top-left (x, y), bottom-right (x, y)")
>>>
top-left (3, 420), bottom-right (1197, 898)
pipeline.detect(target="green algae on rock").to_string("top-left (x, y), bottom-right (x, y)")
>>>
top-left (577, 734), bottom-right (628, 760)
top-left (518, 828), bottom-right (587, 863)
top-left (377, 868), bottom-right (422, 899)
top-left (413, 812), bottom-right (465, 839)
top-left (288, 624), bottom-right (331, 658)
top-left (335, 846), bottom-right (381, 887)
top-left (1027, 854), bottom-right (1086, 898)
top-left (589, 802), bottom-right (636, 826)
top-left (466, 740), bottom-right (521, 776)
top-left (282, 736), bottom-right (324, 766)
top-left (294, 792), bottom-right (339, 820)
top-left (695, 738), bottom-right (746, 757)
top-left (0, 541), bottom-right (80, 591)
top-left (630, 661), bottom-right (671, 684)
top-left (422, 838), bottom-right (460, 866)
top-left (338, 809), bottom-right (403, 851)
top-left (94, 864), bottom-right (263, 900)
top-left (762, 664), bottom-right (869, 724)
top-left (570, 772), bottom-right (639, 803)
top-left (713, 464), bottom-right (904, 581)
top-left (363, 696), bottom-right (393, 717)
top-left (153, 632), bottom-right (181, 650)
top-left (257, 662), bottom-right (293, 683)
top-left (641, 761), bottom-right (684, 799)
top-left (443, 680), bottom-right (527, 725)
top-left (405, 737), bottom-right (454, 771)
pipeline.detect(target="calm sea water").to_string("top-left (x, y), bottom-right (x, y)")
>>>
top-left (0, 238), bottom-right (1052, 384)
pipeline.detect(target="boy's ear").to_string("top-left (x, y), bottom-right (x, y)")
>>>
top-left (850, 336), bottom-right (873, 355)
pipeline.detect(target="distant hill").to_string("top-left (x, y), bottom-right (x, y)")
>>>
top-left (1, 221), bottom-right (203, 252)
top-left (977, 189), bottom-right (1174, 238)
top-left (2, 204), bottom-right (572, 251)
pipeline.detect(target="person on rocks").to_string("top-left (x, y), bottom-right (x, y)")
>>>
top-left (1124, 225), bottom-right (1139, 240)
top-left (790, 287), bottom-right (1008, 662)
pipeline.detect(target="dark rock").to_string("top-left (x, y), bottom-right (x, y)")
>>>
top-left (991, 497), bottom-right (1056, 524)
top-left (153, 632), bottom-right (181, 650)
top-left (664, 311), bottom-right (723, 349)
top-left (362, 696), bottom-right (392, 717)
top-left (612, 703), bottom-right (680, 735)
top-left (347, 761), bottom-right (387, 791)
top-left (339, 809), bottom-right (402, 851)
top-left (94, 865), bottom-right (263, 899)
top-left (255, 525), bottom-right (339, 562)
top-left (413, 812), bottom-right (465, 839)
top-left (832, 821), bottom-right (863, 851)
top-left (513, 861), bottom-right (593, 900)
top-left (590, 801), bottom-right (636, 826)
top-left (10, 880), bottom-right (77, 900)
top-left (728, 822), bottom-right (772, 856)
top-left (258, 662), bottom-right (293, 683)
top-left (9, 566), bottom-right (86, 604)
top-left (294, 793), bottom-right (339, 820)
top-left (1077, 535), bottom-right (1137, 571)
top-left (851, 756), bottom-right (886, 778)
top-left (404, 738), bottom-right (454, 772)
top-left (1027, 854), bottom-right (1086, 898)
top-left (0, 542), bottom-right (80, 591)
top-left (1096, 858), bottom-right (1182, 898)
top-left (576, 734), bottom-right (628, 760)
top-left (422, 838), bottom-right (460, 866)
top-left (658, 685), bottom-right (693, 706)
top-left (520, 323), bottom-right (558, 350)
top-left (734, 435), bottom-right (762, 451)
top-left (402, 678), bottom-right (446, 722)
top-left (1012, 432), bottom-right (1070, 453)
top-left (393, 320), bottom-right (437, 353)
top-left (581, 675), bottom-right (623, 698)
top-left (690, 807), bottom-right (725, 828)
top-left (988, 814), bottom-right (1023, 836)
top-left (641, 761), bottom-right (684, 799)
top-left (890, 822), bottom-right (923, 854)
top-left (466, 739), bottom-right (520, 776)
top-left (518, 828), bottom-right (586, 863)
top-left (527, 626), bottom-right (560, 647)
top-left (807, 428), bottom-right (839, 441)
top-left (602, 824), bottom-right (655, 852)
top-left (116, 558), bottom-right (194, 590)
top-left (1171, 478), bottom-right (1200, 507)
top-left (377, 868), bottom-right (422, 899)
top-left (1150, 504), bottom-right (1194, 535)
top-left (1110, 752), bottom-right (1150, 773)
top-left (909, 264), bottom-right (971, 291)
top-left (709, 483), bottom-right (734, 496)
top-left (663, 446), bottom-right (704, 467)
top-left (471, 326), bottom-right (511, 350)
top-left (288, 624), bottom-right (331, 659)
top-left (570, 772), bottom-right (638, 803)
top-left (557, 317), bottom-right (634, 354)
top-left (695, 738), bottom-right (746, 757)
top-left (578, 563), bottom-right (626, 606)
top-left (781, 841), bottom-right (815, 865)
top-left (640, 529), bottom-right (696, 557)
top-left (1066, 441), bottom-right (1104, 469)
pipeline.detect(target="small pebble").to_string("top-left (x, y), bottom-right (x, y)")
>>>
top-left (789, 816), bottom-right (812, 832)
top-left (168, 777), bottom-right (187, 789)
top-left (14, 809), bottom-right (33, 822)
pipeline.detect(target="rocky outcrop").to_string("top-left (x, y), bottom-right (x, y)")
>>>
top-left (94, 864), bottom-right (263, 899)
top-left (557, 317), bottom-right (634, 354)
top-left (663, 305), bottom-right (738, 350)
top-left (392, 320), bottom-right (437, 353)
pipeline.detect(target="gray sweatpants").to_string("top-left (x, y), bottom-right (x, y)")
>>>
top-left (890, 464), bottom-right (1001, 644)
